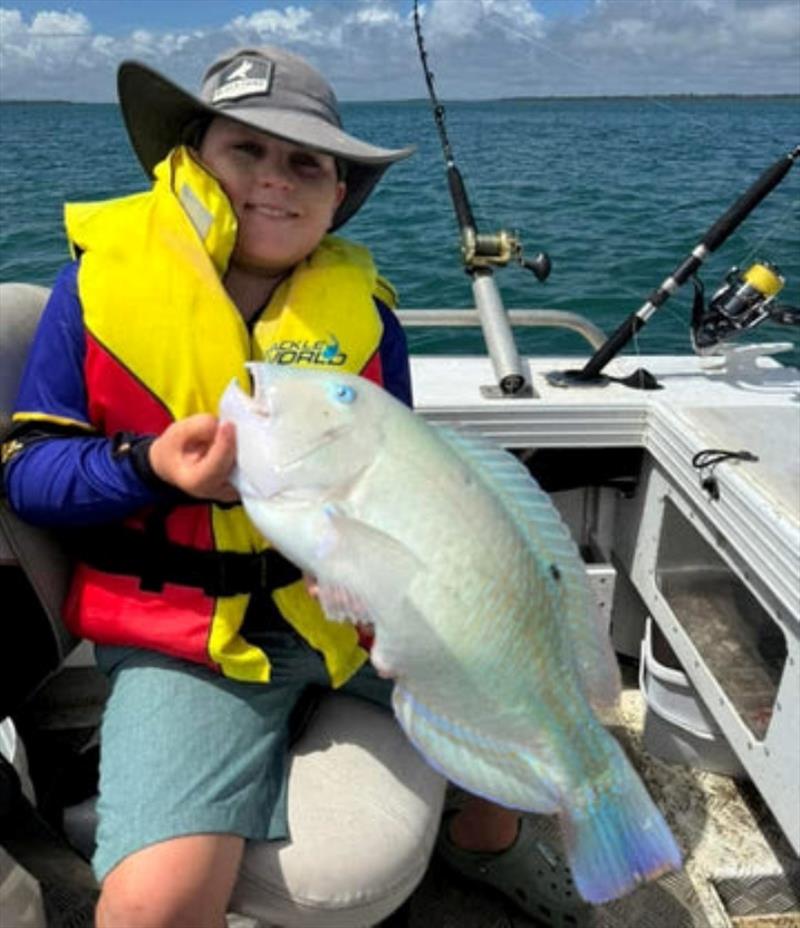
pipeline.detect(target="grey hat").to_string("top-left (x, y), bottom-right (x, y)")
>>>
top-left (118, 46), bottom-right (414, 229)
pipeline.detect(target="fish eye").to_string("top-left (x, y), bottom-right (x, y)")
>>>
top-left (329, 383), bottom-right (356, 404)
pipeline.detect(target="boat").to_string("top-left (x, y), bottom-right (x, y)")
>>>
top-left (1, 239), bottom-right (799, 926)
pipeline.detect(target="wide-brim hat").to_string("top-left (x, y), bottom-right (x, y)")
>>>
top-left (118, 46), bottom-right (414, 230)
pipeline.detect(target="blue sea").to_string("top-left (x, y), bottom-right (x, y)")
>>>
top-left (1, 97), bottom-right (798, 365)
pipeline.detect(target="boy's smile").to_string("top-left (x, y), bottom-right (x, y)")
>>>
top-left (198, 116), bottom-right (345, 278)
top-left (248, 204), bottom-right (299, 219)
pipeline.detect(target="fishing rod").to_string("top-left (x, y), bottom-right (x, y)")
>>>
top-left (412, 0), bottom-right (551, 397)
top-left (551, 145), bottom-right (800, 388)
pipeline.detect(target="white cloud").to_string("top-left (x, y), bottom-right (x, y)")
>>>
top-left (424, 0), bottom-right (543, 45)
top-left (0, 7), bottom-right (22, 32)
top-left (89, 33), bottom-right (114, 55)
top-left (227, 5), bottom-right (313, 40)
top-left (555, 0), bottom-right (799, 94)
top-left (427, 0), bottom-right (483, 40)
top-left (130, 29), bottom-right (153, 46)
top-left (739, 0), bottom-right (800, 42)
top-left (29, 8), bottom-right (90, 35)
top-left (353, 4), bottom-right (403, 27)
top-left (0, 0), bottom-right (797, 102)
top-left (0, 6), bottom-right (96, 94)
top-left (485, 0), bottom-right (545, 36)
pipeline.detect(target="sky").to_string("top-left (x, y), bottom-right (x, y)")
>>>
top-left (0, 0), bottom-right (798, 102)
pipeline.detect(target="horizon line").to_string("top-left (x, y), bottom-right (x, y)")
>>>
top-left (1, 92), bottom-right (798, 106)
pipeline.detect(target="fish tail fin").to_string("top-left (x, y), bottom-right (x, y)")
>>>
top-left (561, 740), bottom-right (682, 904)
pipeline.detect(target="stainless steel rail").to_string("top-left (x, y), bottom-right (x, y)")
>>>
top-left (396, 308), bottom-right (607, 350)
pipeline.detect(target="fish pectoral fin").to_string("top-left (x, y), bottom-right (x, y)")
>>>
top-left (315, 511), bottom-right (422, 626)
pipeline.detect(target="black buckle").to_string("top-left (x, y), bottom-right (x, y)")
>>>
top-left (201, 550), bottom-right (299, 598)
top-left (203, 554), bottom-right (243, 598)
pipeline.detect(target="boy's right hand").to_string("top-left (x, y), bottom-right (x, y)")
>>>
top-left (149, 414), bottom-right (239, 503)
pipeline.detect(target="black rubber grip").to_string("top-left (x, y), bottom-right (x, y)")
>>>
top-left (447, 166), bottom-right (477, 232)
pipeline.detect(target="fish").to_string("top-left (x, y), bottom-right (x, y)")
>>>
top-left (219, 362), bottom-right (682, 904)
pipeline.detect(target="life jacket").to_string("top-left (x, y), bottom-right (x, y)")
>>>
top-left (62, 145), bottom-right (391, 686)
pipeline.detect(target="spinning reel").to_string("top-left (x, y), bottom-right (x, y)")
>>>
top-left (691, 260), bottom-right (800, 353)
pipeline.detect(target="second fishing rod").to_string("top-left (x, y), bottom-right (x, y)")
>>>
top-left (551, 145), bottom-right (800, 388)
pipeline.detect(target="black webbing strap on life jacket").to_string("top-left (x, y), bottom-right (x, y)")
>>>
top-left (69, 514), bottom-right (302, 598)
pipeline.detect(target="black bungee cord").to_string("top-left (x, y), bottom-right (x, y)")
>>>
top-left (691, 448), bottom-right (759, 501)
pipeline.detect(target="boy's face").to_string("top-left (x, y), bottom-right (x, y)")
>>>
top-left (198, 117), bottom-right (346, 275)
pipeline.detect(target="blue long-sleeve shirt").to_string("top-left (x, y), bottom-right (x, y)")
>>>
top-left (4, 260), bottom-right (413, 528)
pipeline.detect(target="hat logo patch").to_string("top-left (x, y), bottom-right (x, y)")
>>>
top-left (213, 58), bottom-right (273, 104)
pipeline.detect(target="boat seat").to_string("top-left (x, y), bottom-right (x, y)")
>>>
top-left (1, 284), bottom-right (78, 716)
top-left (0, 281), bottom-right (445, 927)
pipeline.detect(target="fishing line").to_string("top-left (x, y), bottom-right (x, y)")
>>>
top-left (412, 2), bottom-right (795, 264)
top-left (413, 0), bottom-right (553, 396)
top-left (623, 192), bottom-right (798, 335)
top-left (602, 193), bottom-right (800, 339)
top-left (733, 196), bottom-right (800, 268)
top-left (412, 0), bottom-right (551, 278)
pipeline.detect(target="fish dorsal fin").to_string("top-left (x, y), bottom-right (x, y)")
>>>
top-left (434, 426), bottom-right (620, 710)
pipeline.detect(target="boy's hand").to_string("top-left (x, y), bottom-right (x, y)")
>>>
top-left (149, 415), bottom-right (239, 503)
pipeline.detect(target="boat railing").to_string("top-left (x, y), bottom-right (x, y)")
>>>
top-left (396, 308), bottom-right (607, 351)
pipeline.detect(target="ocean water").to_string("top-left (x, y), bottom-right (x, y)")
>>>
top-left (1, 97), bottom-right (798, 365)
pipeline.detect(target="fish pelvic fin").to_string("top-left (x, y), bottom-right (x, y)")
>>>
top-left (561, 738), bottom-right (682, 904)
top-left (393, 686), bottom-right (560, 814)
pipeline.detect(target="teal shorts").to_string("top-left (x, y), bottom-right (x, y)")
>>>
top-left (93, 631), bottom-right (392, 882)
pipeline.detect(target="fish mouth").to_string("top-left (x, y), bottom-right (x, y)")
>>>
top-left (248, 396), bottom-right (272, 419)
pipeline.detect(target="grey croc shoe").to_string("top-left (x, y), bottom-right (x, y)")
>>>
top-left (436, 813), bottom-right (593, 927)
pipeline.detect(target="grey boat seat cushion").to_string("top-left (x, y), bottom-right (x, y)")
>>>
top-left (1, 283), bottom-right (78, 713)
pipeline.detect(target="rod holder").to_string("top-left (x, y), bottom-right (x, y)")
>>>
top-left (471, 270), bottom-right (533, 397)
